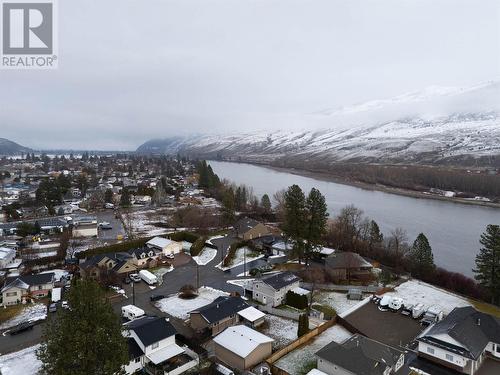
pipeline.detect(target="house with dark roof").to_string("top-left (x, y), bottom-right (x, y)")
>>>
top-left (129, 247), bottom-right (160, 268)
top-left (417, 306), bottom-right (500, 374)
top-left (123, 316), bottom-right (199, 375)
top-left (189, 296), bottom-right (249, 336)
top-left (79, 252), bottom-right (136, 280)
top-left (315, 334), bottom-right (409, 375)
top-left (325, 252), bottom-right (373, 281)
top-left (1, 272), bottom-right (55, 306)
top-left (252, 271), bottom-right (301, 306)
top-left (234, 217), bottom-right (272, 241)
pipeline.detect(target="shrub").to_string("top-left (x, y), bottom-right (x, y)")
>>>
top-left (168, 231), bottom-right (199, 243)
top-left (286, 290), bottom-right (308, 310)
top-left (179, 284), bottom-right (198, 299)
top-left (297, 314), bottom-right (309, 337)
top-left (222, 241), bottom-right (248, 267)
top-left (190, 236), bottom-right (207, 257)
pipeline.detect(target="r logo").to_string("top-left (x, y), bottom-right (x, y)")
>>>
top-left (2, 2), bottom-right (53, 54)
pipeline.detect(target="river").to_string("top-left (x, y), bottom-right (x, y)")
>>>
top-left (209, 160), bottom-right (500, 277)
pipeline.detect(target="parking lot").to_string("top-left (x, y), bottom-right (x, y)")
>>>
top-left (342, 300), bottom-right (424, 349)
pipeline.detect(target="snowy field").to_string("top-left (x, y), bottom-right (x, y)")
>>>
top-left (261, 315), bottom-right (298, 350)
top-left (182, 241), bottom-right (193, 251)
top-left (192, 247), bottom-right (218, 266)
top-left (275, 324), bottom-right (353, 375)
top-left (155, 287), bottom-right (229, 320)
top-left (126, 209), bottom-right (169, 237)
top-left (383, 280), bottom-right (471, 315)
top-left (0, 345), bottom-right (41, 375)
top-left (314, 291), bottom-right (365, 315)
top-left (0, 303), bottom-right (47, 330)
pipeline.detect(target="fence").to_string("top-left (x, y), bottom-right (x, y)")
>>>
top-left (257, 305), bottom-right (303, 321)
top-left (266, 318), bottom-right (338, 374)
top-left (300, 282), bottom-right (380, 293)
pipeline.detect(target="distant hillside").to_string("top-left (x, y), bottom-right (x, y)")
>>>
top-left (0, 138), bottom-right (32, 155)
top-left (136, 81), bottom-right (500, 167)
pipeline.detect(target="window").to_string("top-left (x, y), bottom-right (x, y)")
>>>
top-left (426, 347), bottom-right (435, 355)
top-left (445, 354), bottom-right (453, 362)
top-left (38, 285), bottom-right (43, 290)
top-left (6, 292), bottom-right (17, 297)
top-left (151, 342), bottom-right (159, 350)
top-left (496, 345), bottom-right (500, 353)
top-left (134, 357), bottom-right (140, 363)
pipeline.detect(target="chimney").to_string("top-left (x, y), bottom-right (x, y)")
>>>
top-left (477, 318), bottom-right (481, 326)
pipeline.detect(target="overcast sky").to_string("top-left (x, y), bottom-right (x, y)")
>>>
top-left (1, 0), bottom-right (499, 150)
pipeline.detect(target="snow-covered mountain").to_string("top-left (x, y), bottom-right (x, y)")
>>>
top-left (137, 81), bottom-right (500, 166)
top-left (0, 138), bottom-right (32, 156)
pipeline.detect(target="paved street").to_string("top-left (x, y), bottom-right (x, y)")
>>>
top-left (0, 242), bottom-right (284, 354)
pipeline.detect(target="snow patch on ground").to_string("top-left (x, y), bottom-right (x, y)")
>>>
top-left (192, 247), bottom-right (217, 266)
top-left (217, 247), bottom-right (264, 270)
top-left (314, 292), bottom-right (365, 315)
top-left (383, 280), bottom-right (471, 315)
top-left (151, 267), bottom-right (174, 286)
top-left (0, 345), bottom-right (41, 375)
top-left (0, 303), bottom-right (47, 330)
top-left (261, 315), bottom-right (298, 350)
top-left (155, 287), bottom-right (229, 320)
top-left (275, 324), bottom-right (353, 375)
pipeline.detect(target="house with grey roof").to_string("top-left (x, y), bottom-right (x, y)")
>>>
top-left (417, 306), bottom-right (500, 374)
top-left (325, 252), bottom-right (373, 281)
top-left (1, 272), bottom-right (55, 306)
top-left (315, 334), bottom-right (409, 375)
top-left (252, 271), bottom-right (301, 306)
top-left (189, 296), bottom-right (249, 336)
top-left (123, 316), bottom-right (199, 375)
top-left (234, 217), bottom-right (272, 240)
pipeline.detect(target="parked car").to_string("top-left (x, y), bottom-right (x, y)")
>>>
top-left (124, 276), bottom-right (132, 284)
top-left (412, 303), bottom-right (426, 319)
top-left (61, 301), bottom-right (69, 309)
top-left (104, 203), bottom-right (115, 209)
top-left (150, 294), bottom-right (165, 302)
top-left (165, 253), bottom-right (174, 259)
top-left (389, 297), bottom-right (404, 312)
top-left (9, 321), bottom-right (35, 335)
top-left (129, 274), bottom-right (141, 283)
top-left (378, 295), bottom-right (392, 311)
top-left (401, 304), bottom-right (414, 316)
top-left (371, 295), bottom-right (381, 305)
top-left (98, 222), bottom-right (113, 230)
top-left (49, 303), bottom-right (57, 313)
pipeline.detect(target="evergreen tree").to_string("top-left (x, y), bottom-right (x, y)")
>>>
top-left (37, 279), bottom-right (128, 375)
top-left (283, 185), bottom-right (307, 262)
top-left (104, 189), bottom-right (114, 204)
top-left (304, 188), bottom-right (328, 264)
top-left (474, 225), bottom-right (500, 304)
top-left (297, 314), bottom-right (309, 337)
top-left (368, 220), bottom-right (384, 250)
top-left (409, 233), bottom-right (435, 278)
top-left (221, 188), bottom-right (236, 227)
top-left (261, 194), bottom-right (272, 214)
top-left (120, 188), bottom-right (131, 207)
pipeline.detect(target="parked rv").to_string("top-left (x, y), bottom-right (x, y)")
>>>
top-left (378, 295), bottom-right (392, 311)
top-left (121, 305), bottom-right (145, 321)
top-left (389, 297), bottom-right (404, 311)
top-left (421, 306), bottom-right (444, 326)
top-left (401, 304), bottom-right (413, 316)
top-left (139, 269), bottom-right (158, 285)
top-left (51, 287), bottom-right (62, 303)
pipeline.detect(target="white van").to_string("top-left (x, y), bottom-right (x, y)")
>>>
top-left (139, 270), bottom-right (158, 285)
top-left (389, 297), bottom-right (404, 311)
top-left (122, 305), bottom-right (145, 321)
top-left (378, 295), bottom-right (392, 311)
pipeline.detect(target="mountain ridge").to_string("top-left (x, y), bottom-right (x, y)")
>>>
top-left (0, 138), bottom-right (32, 156)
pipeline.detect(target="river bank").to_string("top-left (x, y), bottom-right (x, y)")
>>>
top-left (212, 160), bottom-right (500, 209)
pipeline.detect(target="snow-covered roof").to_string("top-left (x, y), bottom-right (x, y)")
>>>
top-left (292, 287), bottom-right (311, 296)
top-left (306, 370), bottom-right (329, 375)
top-left (237, 306), bottom-right (266, 323)
top-left (146, 237), bottom-right (174, 249)
top-left (146, 344), bottom-right (184, 365)
top-left (213, 325), bottom-right (273, 358)
top-left (319, 247), bottom-right (335, 256)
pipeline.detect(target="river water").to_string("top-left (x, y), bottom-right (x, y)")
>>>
top-left (209, 160), bottom-right (500, 277)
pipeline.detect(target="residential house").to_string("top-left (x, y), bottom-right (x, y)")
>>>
top-left (252, 271), bottom-right (301, 307)
top-left (72, 216), bottom-right (98, 237)
top-left (129, 247), bottom-right (160, 268)
top-left (123, 316), bottom-right (199, 375)
top-left (234, 217), bottom-right (272, 241)
top-left (79, 253), bottom-right (136, 280)
top-left (146, 237), bottom-right (183, 257)
top-left (213, 325), bottom-right (273, 371)
top-left (325, 252), bottom-right (373, 281)
top-left (417, 306), bottom-right (500, 374)
top-left (315, 334), bottom-right (408, 375)
top-left (1, 272), bottom-right (55, 306)
top-left (189, 296), bottom-right (249, 336)
top-left (0, 247), bottom-right (16, 269)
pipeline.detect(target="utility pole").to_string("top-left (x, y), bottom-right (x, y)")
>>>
top-left (132, 279), bottom-right (135, 306)
top-left (243, 246), bottom-right (246, 276)
top-left (196, 263), bottom-right (200, 291)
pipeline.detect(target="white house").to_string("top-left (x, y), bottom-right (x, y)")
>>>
top-left (129, 248), bottom-right (160, 268)
top-left (123, 316), bottom-right (198, 375)
top-left (1, 272), bottom-right (55, 306)
top-left (252, 271), bottom-right (301, 307)
top-left (146, 237), bottom-right (183, 256)
top-left (0, 247), bottom-right (16, 269)
top-left (72, 216), bottom-right (98, 237)
top-left (417, 306), bottom-right (500, 374)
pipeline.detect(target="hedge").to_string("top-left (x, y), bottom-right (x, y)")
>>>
top-left (168, 231), bottom-right (199, 243)
top-left (222, 241), bottom-right (248, 267)
top-left (190, 236), bottom-right (207, 257)
top-left (77, 237), bottom-right (152, 259)
top-left (286, 290), bottom-right (308, 310)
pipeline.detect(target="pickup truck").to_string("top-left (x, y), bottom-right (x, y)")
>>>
top-left (9, 321), bottom-right (35, 335)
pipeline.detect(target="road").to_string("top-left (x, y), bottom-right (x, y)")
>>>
top-left (0, 241), bottom-right (283, 354)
